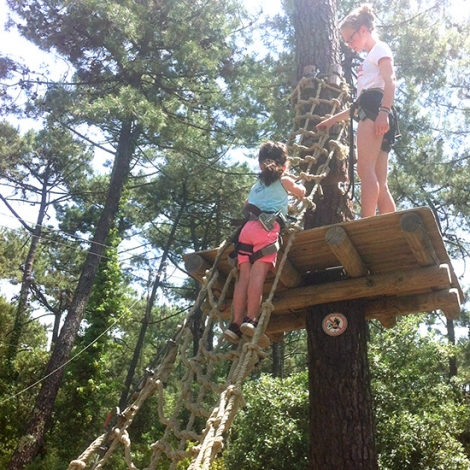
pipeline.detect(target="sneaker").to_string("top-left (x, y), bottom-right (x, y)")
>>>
top-left (223, 323), bottom-right (242, 343)
top-left (240, 317), bottom-right (257, 336)
top-left (240, 317), bottom-right (270, 349)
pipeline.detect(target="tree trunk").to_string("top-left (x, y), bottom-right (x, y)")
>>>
top-left (307, 302), bottom-right (378, 469)
top-left (293, 0), bottom-right (340, 78)
top-left (5, 177), bottom-right (48, 376)
top-left (272, 341), bottom-right (285, 379)
top-left (8, 119), bottom-right (138, 470)
top-left (118, 203), bottom-right (185, 410)
top-left (291, 0), bottom-right (379, 468)
top-left (447, 317), bottom-right (457, 377)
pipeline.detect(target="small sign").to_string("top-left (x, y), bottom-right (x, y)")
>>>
top-left (322, 313), bottom-right (347, 336)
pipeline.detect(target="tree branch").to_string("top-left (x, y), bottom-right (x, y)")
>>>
top-left (0, 193), bottom-right (34, 232)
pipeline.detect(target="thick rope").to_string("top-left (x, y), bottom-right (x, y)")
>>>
top-left (68, 76), bottom-right (350, 470)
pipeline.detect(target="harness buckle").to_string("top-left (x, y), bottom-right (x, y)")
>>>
top-left (258, 212), bottom-right (277, 231)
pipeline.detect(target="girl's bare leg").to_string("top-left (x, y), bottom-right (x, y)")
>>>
top-left (232, 262), bottom-right (251, 325)
top-left (246, 261), bottom-right (271, 320)
top-left (375, 149), bottom-right (396, 214)
top-left (356, 119), bottom-right (384, 218)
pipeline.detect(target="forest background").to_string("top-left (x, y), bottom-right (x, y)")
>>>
top-left (1, 0), bottom-right (470, 469)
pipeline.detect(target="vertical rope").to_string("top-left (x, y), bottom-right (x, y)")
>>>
top-left (67, 76), bottom-right (351, 470)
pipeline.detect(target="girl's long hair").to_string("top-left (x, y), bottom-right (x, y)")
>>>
top-left (258, 141), bottom-right (287, 186)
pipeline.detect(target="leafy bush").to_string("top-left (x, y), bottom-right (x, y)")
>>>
top-left (223, 316), bottom-right (470, 470)
top-left (370, 316), bottom-right (470, 469)
top-left (224, 372), bottom-right (309, 470)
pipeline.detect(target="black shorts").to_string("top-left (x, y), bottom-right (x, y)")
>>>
top-left (356, 89), bottom-right (399, 153)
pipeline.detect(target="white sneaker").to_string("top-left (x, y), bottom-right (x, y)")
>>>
top-left (240, 318), bottom-right (270, 349)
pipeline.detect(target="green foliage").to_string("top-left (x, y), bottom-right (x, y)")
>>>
top-left (0, 228), bottom-right (28, 281)
top-left (224, 372), bottom-right (309, 470)
top-left (42, 228), bottom-right (132, 465)
top-left (131, 153), bottom-right (254, 257)
top-left (374, 0), bottom-right (470, 261)
top-left (0, 296), bottom-right (49, 468)
top-left (370, 316), bottom-right (470, 469)
top-left (221, 317), bottom-right (470, 470)
top-left (456, 301), bottom-right (470, 391)
top-left (1, 0), bottom-right (470, 468)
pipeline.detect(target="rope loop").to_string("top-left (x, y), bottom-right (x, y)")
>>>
top-left (67, 75), bottom-right (351, 470)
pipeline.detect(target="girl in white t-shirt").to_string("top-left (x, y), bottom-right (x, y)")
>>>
top-left (317, 4), bottom-right (397, 218)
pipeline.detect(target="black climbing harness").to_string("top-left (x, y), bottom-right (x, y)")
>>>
top-left (347, 89), bottom-right (401, 200)
top-left (229, 204), bottom-right (289, 266)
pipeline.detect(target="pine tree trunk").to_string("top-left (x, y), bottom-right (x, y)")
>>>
top-left (8, 119), bottom-right (138, 470)
top-left (291, 0), bottom-right (379, 467)
top-left (118, 206), bottom-right (184, 410)
top-left (272, 341), bottom-right (285, 379)
top-left (306, 302), bottom-right (378, 469)
top-left (447, 317), bottom-right (457, 377)
top-left (5, 178), bottom-right (49, 376)
top-left (293, 0), bottom-right (340, 77)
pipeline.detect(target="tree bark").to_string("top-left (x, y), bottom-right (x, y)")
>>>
top-left (447, 317), bottom-right (457, 377)
top-left (307, 301), bottom-right (378, 469)
top-left (272, 341), bottom-right (285, 379)
top-left (293, 0), bottom-right (340, 78)
top-left (291, 0), bottom-right (379, 467)
top-left (8, 119), bottom-right (138, 470)
top-left (5, 176), bottom-right (49, 377)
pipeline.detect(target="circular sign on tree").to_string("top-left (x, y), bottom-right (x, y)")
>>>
top-left (322, 313), bottom-right (348, 336)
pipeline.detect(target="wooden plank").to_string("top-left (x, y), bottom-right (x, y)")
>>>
top-left (212, 263), bottom-right (454, 319)
top-left (272, 264), bottom-right (452, 314)
top-left (265, 288), bottom-right (461, 334)
top-left (363, 288), bottom-right (461, 320)
top-left (186, 207), bottom-right (463, 308)
top-left (273, 248), bottom-right (303, 287)
top-left (267, 313), bottom-right (306, 334)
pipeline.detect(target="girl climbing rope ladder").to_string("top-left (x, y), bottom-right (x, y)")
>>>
top-left (223, 141), bottom-right (306, 348)
top-left (317, 3), bottom-right (399, 218)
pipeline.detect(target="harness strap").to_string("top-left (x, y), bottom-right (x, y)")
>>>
top-left (228, 238), bottom-right (281, 267)
top-left (244, 203), bottom-right (287, 229)
top-left (250, 238), bottom-right (280, 263)
top-left (348, 102), bottom-right (358, 200)
top-left (228, 203), bottom-right (286, 267)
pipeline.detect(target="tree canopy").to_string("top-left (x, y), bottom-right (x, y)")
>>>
top-left (0, 0), bottom-right (469, 468)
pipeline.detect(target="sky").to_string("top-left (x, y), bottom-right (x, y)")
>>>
top-left (0, 0), bottom-right (284, 308)
top-left (0, 0), bottom-right (469, 292)
top-left (0, 0), bottom-right (280, 226)
top-left (0, 0), bottom-right (282, 64)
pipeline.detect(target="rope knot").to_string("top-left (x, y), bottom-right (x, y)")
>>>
top-left (68, 460), bottom-right (86, 470)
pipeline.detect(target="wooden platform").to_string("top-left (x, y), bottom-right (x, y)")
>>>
top-left (183, 208), bottom-right (463, 334)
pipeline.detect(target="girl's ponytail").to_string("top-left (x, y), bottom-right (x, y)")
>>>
top-left (258, 141), bottom-right (288, 186)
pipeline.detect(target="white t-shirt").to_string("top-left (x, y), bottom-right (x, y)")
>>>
top-left (357, 41), bottom-right (393, 96)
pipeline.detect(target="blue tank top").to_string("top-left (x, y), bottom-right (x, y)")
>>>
top-left (248, 179), bottom-right (288, 216)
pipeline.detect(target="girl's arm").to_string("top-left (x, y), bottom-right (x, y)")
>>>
top-left (316, 108), bottom-right (351, 133)
top-left (375, 57), bottom-right (396, 136)
top-left (281, 176), bottom-right (306, 199)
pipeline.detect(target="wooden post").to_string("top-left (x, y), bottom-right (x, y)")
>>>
top-left (400, 212), bottom-right (439, 266)
top-left (325, 226), bottom-right (369, 277)
top-left (184, 253), bottom-right (228, 295)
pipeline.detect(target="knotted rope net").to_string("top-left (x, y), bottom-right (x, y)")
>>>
top-left (68, 75), bottom-right (351, 470)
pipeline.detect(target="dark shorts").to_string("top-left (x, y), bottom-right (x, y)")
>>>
top-left (357, 89), bottom-right (399, 153)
